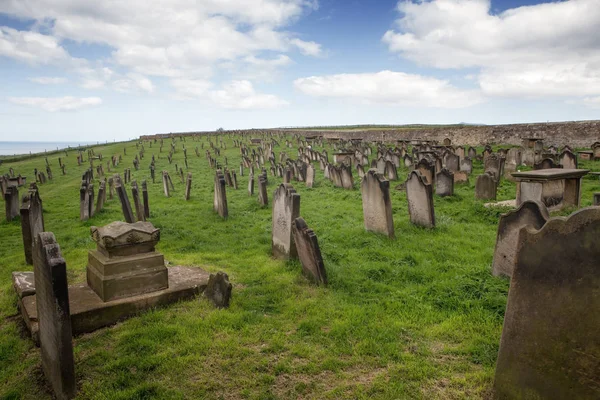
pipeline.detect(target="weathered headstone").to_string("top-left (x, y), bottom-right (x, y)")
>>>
top-left (204, 271), bottom-right (232, 308)
top-left (475, 172), bottom-right (497, 200)
top-left (559, 149), bottom-right (577, 169)
top-left (292, 217), bottom-right (328, 285)
top-left (406, 171), bottom-right (435, 228)
top-left (141, 180), bottom-right (149, 218)
top-left (258, 173), bottom-right (268, 207)
top-left (162, 171), bottom-right (170, 197)
top-left (435, 168), bottom-right (454, 197)
top-left (4, 185), bottom-right (19, 221)
top-left (33, 232), bottom-right (76, 399)
top-left (131, 180), bottom-right (145, 222)
top-left (185, 172), bottom-right (192, 200)
top-left (248, 173), bottom-right (255, 196)
top-left (272, 183), bottom-right (300, 259)
top-left (491, 201), bottom-right (548, 278)
top-left (305, 164), bottom-right (315, 188)
top-left (20, 185), bottom-right (44, 265)
top-left (360, 169), bottom-right (394, 238)
top-left (115, 177), bottom-right (135, 223)
top-left (213, 170), bottom-right (228, 218)
top-left (494, 207), bottom-right (600, 399)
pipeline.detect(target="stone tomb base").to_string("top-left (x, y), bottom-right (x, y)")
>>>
top-left (13, 266), bottom-right (209, 344)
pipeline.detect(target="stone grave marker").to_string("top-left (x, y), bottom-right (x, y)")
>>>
top-left (258, 173), bottom-right (268, 206)
top-left (361, 169), bottom-right (394, 238)
top-left (115, 177), bottom-right (135, 223)
top-left (436, 168), bottom-right (454, 197)
top-left (5, 186), bottom-right (19, 221)
top-left (141, 180), bottom-right (149, 218)
top-left (162, 171), bottom-right (170, 197)
top-left (185, 172), bottom-right (192, 200)
top-left (213, 170), bottom-right (228, 218)
top-left (204, 272), bottom-right (232, 308)
top-left (494, 207), bottom-right (600, 399)
top-left (131, 180), bottom-right (145, 222)
top-left (306, 164), bottom-right (315, 188)
top-left (272, 183), bottom-right (300, 259)
top-left (292, 217), bottom-right (328, 285)
top-left (491, 201), bottom-right (548, 278)
top-left (406, 171), bottom-right (435, 228)
top-left (33, 232), bottom-right (76, 400)
top-left (475, 172), bottom-right (497, 200)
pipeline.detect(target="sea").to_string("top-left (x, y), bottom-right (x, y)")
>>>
top-left (0, 141), bottom-right (98, 156)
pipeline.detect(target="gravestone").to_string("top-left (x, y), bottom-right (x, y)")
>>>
top-left (258, 173), bottom-right (268, 207)
top-left (460, 157), bottom-right (473, 174)
top-left (96, 181), bottom-right (106, 212)
top-left (248, 173), bottom-right (254, 196)
top-left (491, 201), bottom-right (548, 278)
top-left (435, 168), bottom-right (454, 197)
top-left (162, 171), bottom-right (170, 197)
top-left (204, 272), bottom-right (232, 308)
top-left (415, 159), bottom-right (434, 185)
top-left (468, 147), bottom-right (477, 159)
top-left (141, 180), bottom-right (150, 218)
top-left (559, 149), bottom-right (577, 169)
top-left (20, 185), bottom-right (44, 265)
top-left (406, 171), bottom-right (435, 228)
top-left (272, 183), bottom-right (300, 259)
top-left (33, 232), bottom-right (76, 399)
top-left (445, 153), bottom-right (459, 172)
top-left (475, 173), bottom-right (497, 200)
top-left (484, 153), bottom-right (504, 182)
top-left (360, 169), bottom-right (394, 238)
top-left (131, 180), bottom-right (145, 222)
top-left (384, 160), bottom-right (398, 181)
top-left (306, 164), bottom-right (315, 188)
top-left (185, 172), bottom-right (192, 200)
top-left (5, 186), bottom-right (19, 221)
top-left (292, 217), bottom-right (328, 285)
top-left (494, 207), bottom-right (600, 399)
top-left (115, 177), bottom-right (135, 223)
top-left (213, 170), bottom-right (228, 218)
top-left (87, 221), bottom-right (167, 301)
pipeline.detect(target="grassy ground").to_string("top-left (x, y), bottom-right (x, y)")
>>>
top-left (1, 137), bottom-right (598, 399)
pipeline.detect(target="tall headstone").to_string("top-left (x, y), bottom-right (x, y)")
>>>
top-left (258, 173), bottom-right (268, 207)
top-left (185, 172), bottom-right (192, 200)
top-left (213, 170), bottom-right (228, 218)
top-left (292, 218), bottom-right (328, 285)
top-left (141, 180), bottom-right (150, 218)
top-left (131, 180), bottom-right (145, 222)
top-left (162, 171), bottom-right (170, 197)
top-left (494, 207), bottom-right (600, 399)
top-left (248, 173), bottom-right (255, 196)
top-left (33, 232), bottom-right (76, 399)
top-left (20, 185), bottom-right (44, 265)
top-left (272, 183), bottom-right (300, 260)
top-left (406, 171), bottom-right (435, 228)
top-left (491, 201), bottom-right (549, 278)
top-left (305, 164), bottom-right (315, 188)
top-left (115, 177), bottom-right (135, 223)
top-left (360, 169), bottom-right (394, 238)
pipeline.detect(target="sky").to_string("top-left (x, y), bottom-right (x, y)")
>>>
top-left (0, 0), bottom-right (598, 142)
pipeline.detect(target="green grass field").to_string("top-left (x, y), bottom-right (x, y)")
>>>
top-left (1, 136), bottom-right (598, 399)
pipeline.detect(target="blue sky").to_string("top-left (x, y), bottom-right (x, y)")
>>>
top-left (0, 0), bottom-right (598, 141)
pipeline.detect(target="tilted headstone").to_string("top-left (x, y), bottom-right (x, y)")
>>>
top-left (475, 172), bottom-right (497, 200)
top-left (491, 201), bottom-right (548, 278)
top-left (248, 173), bottom-right (254, 196)
top-left (141, 180), bottom-right (149, 218)
top-left (33, 232), bottom-right (76, 399)
top-left (258, 173), bottom-right (268, 207)
top-left (305, 164), bottom-right (315, 188)
top-left (406, 171), bottom-right (435, 228)
top-left (494, 207), bottom-right (600, 399)
top-left (361, 169), bottom-right (394, 238)
top-left (4, 185), bottom-right (19, 221)
top-left (292, 217), bottom-right (328, 285)
top-left (272, 183), bottom-right (300, 259)
top-left (162, 171), bottom-right (170, 197)
top-left (115, 177), bottom-right (135, 223)
top-left (20, 185), bottom-right (44, 265)
top-left (213, 170), bottom-right (228, 218)
top-left (435, 168), bottom-right (454, 197)
top-left (131, 180), bottom-right (145, 222)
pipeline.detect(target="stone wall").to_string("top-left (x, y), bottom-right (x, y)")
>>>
top-left (142, 120), bottom-right (600, 148)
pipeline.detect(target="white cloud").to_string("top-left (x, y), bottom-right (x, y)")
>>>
top-left (28, 76), bottom-right (67, 84)
top-left (581, 97), bottom-right (600, 109)
top-left (289, 38), bottom-right (322, 56)
top-left (8, 96), bottom-right (103, 112)
top-left (0, 0), bottom-right (322, 80)
top-left (0, 27), bottom-right (69, 65)
top-left (294, 70), bottom-right (482, 108)
top-left (382, 0), bottom-right (600, 99)
top-left (171, 79), bottom-right (288, 109)
top-left (113, 73), bottom-right (155, 94)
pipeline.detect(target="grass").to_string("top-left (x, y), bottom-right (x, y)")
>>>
top-left (1, 137), bottom-right (599, 399)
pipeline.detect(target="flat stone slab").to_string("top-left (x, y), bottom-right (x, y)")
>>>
top-left (18, 266), bottom-right (209, 343)
top-left (511, 168), bottom-right (589, 180)
top-left (484, 199), bottom-right (517, 208)
top-left (12, 271), bottom-right (36, 299)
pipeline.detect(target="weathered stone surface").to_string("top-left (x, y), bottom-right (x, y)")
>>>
top-left (204, 271), bottom-right (232, 308)
top-left (361, 169), bottom-right (394, 238)
top-left (115, 177), bottom-right (135, 223)
top-left (306, 164), bottom-right (315, 188)
top-left (20, 185), bottom-right (44, 265)
top-left (141, 180), bottom-right (150, 218)
top-left (185, 172), bottom-right (192, 200)
top-left (12, 271), bottom-right (36, 299)
top-left (258, 173), bottom-right (268, 206)
top-left (435, 168), bottom-right (454, 197)
top-left (494, 207), bottom-right (600, 399)
top-left (33, 232), bottom-right (76, 400)
top-left (559, 149), bottom-right (578, 169)
top-left (272, 183), bottom-right (300, 259)
top-left (292, 217), bottom-right (328, 285)
top-left (21, 266), bottom-right (209, 340)
top-left (162, 171), bottom-right (171, 197)
top-left (91, 221), bottom-right (160, 257)
top-left (475, 172), bottom-right (497, 200)
top-left (491, 201), bottom-right (548, 278)
top-left (131, 180), bottom-right (145, 222)
top-left (213, 170), bottom-right (228, 218)
top-left (5, 185), bottom-right (19, 221)
top-left (445, 153), bottom-right (459, 172)
top-left (415, 159), bottom-right (434, 185)
top-left (453, 170), bottom-right (470, 184)
top-left (406, 171), bottom-right (435, 228)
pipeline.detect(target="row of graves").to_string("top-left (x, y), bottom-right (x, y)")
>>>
top-left (3, 132), bottom-right (600, 398)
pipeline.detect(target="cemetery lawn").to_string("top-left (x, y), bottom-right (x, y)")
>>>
top-left (1, 138), bottom-right (598, 399)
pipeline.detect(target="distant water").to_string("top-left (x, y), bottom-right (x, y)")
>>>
top-left (0, 141), bottom-right (98, 156)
